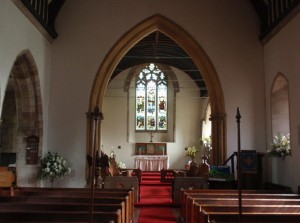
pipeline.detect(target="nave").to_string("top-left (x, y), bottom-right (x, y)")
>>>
top-left (135, 171), bottom-right (179, 223)
top-left (1, 170), bottom-right (300, 223)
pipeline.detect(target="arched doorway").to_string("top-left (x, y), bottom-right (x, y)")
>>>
top-left (1, 49), bottom-right (43, 186)
top-left (88, 14), bottom-right (226, 172)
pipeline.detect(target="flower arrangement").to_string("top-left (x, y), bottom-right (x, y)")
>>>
top-left (185, 146), bottom-right (199, 159)
top-left (200, 136), bottom-right (212, 162)
top-left (110, 150), bottom-right (116, 159)
top-left (200, 136), bottom-right (211, 148)
top-left (267, 132), bottom-right (291, 159)
top-left (117, 161), bottom-right (126, 169)
top-left (39, 152), bottom-right (71, 181)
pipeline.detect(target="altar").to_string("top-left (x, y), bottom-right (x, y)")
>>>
top-left (134, 155), bottom-right (169, 171)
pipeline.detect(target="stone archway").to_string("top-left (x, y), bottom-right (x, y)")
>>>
top-left (88, 14), bottom-right (226, 167)
top-left (1, 49), bottom-right (43, 186)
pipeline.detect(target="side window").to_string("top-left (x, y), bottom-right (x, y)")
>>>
top-left (271, 73), bottom-right (290, 137)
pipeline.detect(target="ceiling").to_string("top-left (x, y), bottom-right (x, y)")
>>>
top-left (111, 31), bottom-right (208, 97)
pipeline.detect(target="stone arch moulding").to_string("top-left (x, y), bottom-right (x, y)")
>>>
top-left (10, 49), bottom-right (43, 138)
top-left (88, 14), bottom-right (226, 165)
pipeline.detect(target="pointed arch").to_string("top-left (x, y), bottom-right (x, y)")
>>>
top-left (1, 49), bottom-right (43, 185)
top-left (88, 14), bottom-right (226, 165)
top-left (270, 72), bottom-right (290, 137)
top-left (10, 49), bottom-right (43, 137)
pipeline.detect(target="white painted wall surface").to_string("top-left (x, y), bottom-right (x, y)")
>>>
top-left (264, 12), bottom-right (300, 191)
top-left (1, 1), bottom-right (270, 188)
top-left (0, 1), bottom-right (51, 186)
top-left (49, 0), bottom-right (265, 187)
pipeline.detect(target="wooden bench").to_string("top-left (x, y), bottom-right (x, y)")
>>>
top-left (191, 198), bottom-right (300, 223)
top-left (7, 187), bottom-right (135, 223)
top-left (172, 177), bottom-right (208, 205)
top-left (197, 205), bottom-right (300, 223)
top-left (185, 193), bottom-right (300, 223)
top-left (104, 176), bottom-right (139, 203)
top-left (11, 188), bottom-right (135, 213)
top-left (0, 210), bottom-right (121, 223)
top-left (181, 190), bottom-right (300, 222)
top-left (0, 202), bottom-right (125, 223)
top-left (180, 189), bottom-right (297, 221)
top-left (0, 194), bottom-right (131, 223)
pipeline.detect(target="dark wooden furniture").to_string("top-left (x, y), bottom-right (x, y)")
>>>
top-left (180, 189), bottom-right (300, 223)
top-left (0, 187), bottom-right (136, 223)
top-left (135, 143), bottom-right (167, 155)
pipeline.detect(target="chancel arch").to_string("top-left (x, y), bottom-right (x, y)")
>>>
top-left (88, 14), bottom-right (226, 179)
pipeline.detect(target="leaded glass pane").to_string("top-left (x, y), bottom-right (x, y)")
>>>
top-left (136, 82), bottom-right (145, 130)
top-left (157, 83), bottom-right (167, 130)
top-left (147, 81), bottom-right (156, 130)
top-left (135, 63), bottom-right (168, 131)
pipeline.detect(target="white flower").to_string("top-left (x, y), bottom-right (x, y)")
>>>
top-left (117, 161), bottom-right (126, 169)
top-left (40, 152), bottom-right (71, 180)
top-left (268, 133), bottom-right (291, 159)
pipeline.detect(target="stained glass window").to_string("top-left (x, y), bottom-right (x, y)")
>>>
top-left (136, 63), bottom-right (167, 131)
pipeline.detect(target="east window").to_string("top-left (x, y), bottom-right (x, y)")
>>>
top-left (135, 63), bottom-right (168, 131)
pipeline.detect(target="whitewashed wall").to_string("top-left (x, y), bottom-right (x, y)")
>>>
top-left (0, 1), bottom-right (51, 186)
top-left (48, 0), bottom-right (265, 187)
top-left (264, 12), bottom-right (300, 192)
top-left (0, 1), bottom-right (269, 188)
top-left (102, 67), bottom-right (203, 170)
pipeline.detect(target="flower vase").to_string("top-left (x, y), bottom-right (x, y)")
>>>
top-left (190, 157), bottom-right (196, 166)
top-left (199, 155), bottom-right (210, 177)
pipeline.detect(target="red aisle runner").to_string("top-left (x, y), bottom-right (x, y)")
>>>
top-left (137, 171), bottom-right (177, 223)
top-left (139, 207), bottom-right (176, 223)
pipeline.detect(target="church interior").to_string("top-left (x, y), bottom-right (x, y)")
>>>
top-left (1, 0), bottom-right (300, 222)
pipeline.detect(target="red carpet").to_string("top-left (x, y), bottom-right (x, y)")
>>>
top-left (138, 207), bottom-right (176, 223)
top-left (136, 171), bottom-right (177, 223)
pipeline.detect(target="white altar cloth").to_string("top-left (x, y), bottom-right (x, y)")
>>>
top-left (134, 155), bottom-right (169, 171)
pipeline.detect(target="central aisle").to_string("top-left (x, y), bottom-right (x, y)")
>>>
top-left (135, 171), bottom-right (179, 223)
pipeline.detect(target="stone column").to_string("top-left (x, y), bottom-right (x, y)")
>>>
top-left (210, 112), bottom-right (226, 165)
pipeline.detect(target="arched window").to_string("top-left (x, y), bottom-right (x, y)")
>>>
top-left (271, 73), bottom-right (290, 137)
top-left (135, 63), bottom-right (168, 131)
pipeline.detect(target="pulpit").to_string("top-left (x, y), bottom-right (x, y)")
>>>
top-left (234, 151), bottom-right (265, 189)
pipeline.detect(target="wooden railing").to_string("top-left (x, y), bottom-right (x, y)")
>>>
top-left (20, 0), bottom-right (65, 39)
top-left (251, 0), bottom-right (300, 40)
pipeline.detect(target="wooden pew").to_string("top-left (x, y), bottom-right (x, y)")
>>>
top-left (191, 199), bottom-right (300, 223)
top-left (172, 177), bottom-right (208, 205)
top-left (5, 187), bottom-right (135, 223)
top-left (185, 193), bottom-right (300, 223)
top-left (12, 187), bottom-right (134, 220)
top-left (0, 195), bottom-right (130, 223)
top-left (0, 202), bottom-right (125, 223)
top-left (104, 176), bottom-right (139, 204)
top-left (180, 189), bottom-right (298, 221)
top-left (0, 210), bottom-right (121, 223)
top-left (197, 205), bottom-right (300, 223)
